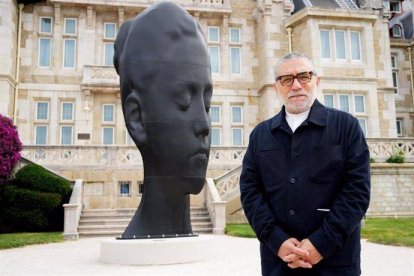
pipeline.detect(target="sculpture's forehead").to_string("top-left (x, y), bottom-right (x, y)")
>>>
top-left (121, 2), bottom-right (210, 68)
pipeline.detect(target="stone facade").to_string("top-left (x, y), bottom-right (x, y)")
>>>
top-left (1, 0), bottom-right (414, 211)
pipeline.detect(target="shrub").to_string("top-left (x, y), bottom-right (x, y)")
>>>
top-left (386, 154), bottom-right (405, 163)
top-left (14, 164), bottom-right (72, 199)
top-left (0, 114), bottom-right (22, 184)
top-left (1, 164), bottom-right (72, 233)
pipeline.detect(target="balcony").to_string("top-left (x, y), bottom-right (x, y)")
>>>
top-left (82, 65), bottom-right (119, 92)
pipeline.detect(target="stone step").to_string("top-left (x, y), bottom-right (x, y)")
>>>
top-left (79, 216), bottom-right (211, 226)
top-left (78, 207), bottom-right (213, 237)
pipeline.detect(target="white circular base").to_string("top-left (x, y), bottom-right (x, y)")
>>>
top-left (100, 236), bottom-right (210, 265)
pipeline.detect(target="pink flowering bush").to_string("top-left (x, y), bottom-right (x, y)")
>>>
top-left (0, 114), bottom-right (22, 184)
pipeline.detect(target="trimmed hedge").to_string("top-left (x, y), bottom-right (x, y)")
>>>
top-left (0, 164), bottom-right (72, 233)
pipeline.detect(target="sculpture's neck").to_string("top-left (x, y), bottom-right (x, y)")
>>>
top-left (121, 176), bottom-right (193, 238)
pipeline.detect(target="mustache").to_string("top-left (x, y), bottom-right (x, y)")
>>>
top-left (287, 90), bottom-right (308, 98)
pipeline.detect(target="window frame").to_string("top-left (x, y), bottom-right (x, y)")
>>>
top-left (60, 125), bottom-right (73, 145)
top-left (102, 104), bottom-right (115, 123)
top-left (354, 95), bottom-right (365, 114)
top-left (102, 127), bottom-right (114, 145)
top-left (229, 28), bottom-right (241, 44)
top-left (210, 105), bottom-right (221, 124)
top-left (323, 94), bottom-right (335, 108)
top-left (211, 127), bottom-right (222, 146)
top-left (334, 30), bottom-right (346, 60)
top-left (208, 26), bottom-right (220, 43)
top-left (63, 38), bottom-right (76, 69)
top-left (64, 18), bottom-right (77, 36)
top-left (231, 105), bottom-right (243, 124)
top-left (396, 119), bottom-right (403, 136)
top-left (392, 25), bottom-right (402, 38)
top-left (104, 22), bottom-right (117, 40)
top-left (39, 17), bottom-right (53, 34)
top-left (119, 181), bottom-right (131, 197)
top-left (231, 127), bottom-right (243, 146)
top-left (103, 42), bottom-right (115, 66)
top-left (320, 29), bottom-right (331, 59)
top-left (61, 102), bottom-right (74, 121)
top-left (35, 125), bottom-right (48, 145)
top-left (208, 46), bottom-right (220, 74)
top-left (38, 37), bottom-right (52, 68)
top-left (230, 47), bottom-right (241, 75)
top-left (36, 101), bottom-right (49, 120)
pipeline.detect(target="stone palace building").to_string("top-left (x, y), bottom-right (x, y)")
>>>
top-left (1, 0), bottom-right (414, 236)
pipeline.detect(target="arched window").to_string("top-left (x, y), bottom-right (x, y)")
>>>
top-left (392, 25), bottom-right (402, 38)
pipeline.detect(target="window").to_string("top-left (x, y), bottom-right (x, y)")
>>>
top-left (104, 43), bottom-right (114, 66)
top-left (61, 126), bottom-right (73, 145)
top-left (323, 92), bottom-right (368, 136)
top-left (230, 28), bottom-right (240, 44)
top-left (209, 46), bottom-right (220, 74)
top-left (61, 102), bottom-right (74, 120)
top-left (103, 127), bottom-right (114, 145)
top-left (354, 95), bottom-right (365, 113)
top-left (320, 30), bottom-right (331, 59)
top-left (35, 125), bottom-right (48, 145)
top-left (210, 106), bottom-right (221, 123)
top-left (320, 28), bottom-right (361, 61)
top-left (392, 25), bottom-right (402, 38)
top-left (208, 27), bottom-right (219, 43)
top-left (119, 181), bottom-right (131, 197)
top-left (232, 128), bottom-right (243, 146)
top-left (324, 94), bottom-right (334, 108)
top-left (339, 95), bottom-right (350, 112)
top-left (64, 18), bottom-right (76, 35)
top-left (357, 118), bottom-right (366, 136)
top-left (36, 102), bottom-right (49, 120)
top-left (63, 39), bottom-right (76, 68)
top-left (392, 71), bottom-right (398, 91)
top-left (104, 23), bottom-right (116, 39)
top-left (39, 38), bottom-right (51, 67)
top-left (231, 106), bottom-right (243, 123)
top-left (390, 1), bottom-right (401, 13)
top-left (396, 119), bottom-right (403, 136)
top-left (391, 55), bottom-right (397, 68)
top-left (211, 128), bottom-right (221, 146)
top-left (350, 32), bottom-right (361, 60)
top-left (40, 17), bottom-right (52, 34)
top-left (102, 104), bottom-right (114, 122)
top-left (230, 47), bottom-right (241, 75)
top-left (138, 182), bottom-right (144, 195)
top-left (39, 17), bottom-right (52, 67)
top-left (335, 30), bottom-right (346, 59)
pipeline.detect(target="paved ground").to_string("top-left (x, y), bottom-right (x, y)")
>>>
top-left (0, 235), bottom-right (413, 275)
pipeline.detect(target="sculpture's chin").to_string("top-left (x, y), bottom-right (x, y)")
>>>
top-left (183, 176), bottom-right (206, 195)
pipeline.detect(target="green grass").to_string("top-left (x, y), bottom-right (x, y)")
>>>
top-left (226, 218), bottom-right (414, 248)
top-left (225, 223), bottom-right (256, 238)
top-left (362, 218), bottom-right (414, 248)
top-left (0, 232), bottom-right (63, 250)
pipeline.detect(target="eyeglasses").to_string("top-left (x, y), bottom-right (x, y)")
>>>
top-left (276, 71), bottom-right (316, 86)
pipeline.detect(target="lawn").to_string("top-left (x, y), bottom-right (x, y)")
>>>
top-left (0, 232), bottom-right (63, 250)
top-left (226, 217), bottom-right (414, 248)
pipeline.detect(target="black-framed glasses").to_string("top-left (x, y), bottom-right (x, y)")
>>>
top-left (276, 71), bottom-right (316, 86)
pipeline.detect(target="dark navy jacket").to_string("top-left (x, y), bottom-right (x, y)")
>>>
top-left (240, 100), bottom-right (370, 276)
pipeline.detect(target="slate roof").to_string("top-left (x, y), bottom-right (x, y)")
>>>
top-left (292, 0), bottom-right (360, 13)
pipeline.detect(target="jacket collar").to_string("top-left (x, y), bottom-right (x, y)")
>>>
top-left (270, 99), bottom-right (327, 130)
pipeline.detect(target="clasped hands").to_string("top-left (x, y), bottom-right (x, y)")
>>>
top-left (277, 238), bottom-right (323, 269)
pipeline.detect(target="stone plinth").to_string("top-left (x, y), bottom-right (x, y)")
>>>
top-left (100, 236), bottom-right (210, 265)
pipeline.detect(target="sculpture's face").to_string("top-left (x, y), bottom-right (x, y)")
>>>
top-left (130, 62), bottom-right (212, 194)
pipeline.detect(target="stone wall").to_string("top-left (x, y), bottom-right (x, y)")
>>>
top-left (368, 163), bottom-right (414, 217)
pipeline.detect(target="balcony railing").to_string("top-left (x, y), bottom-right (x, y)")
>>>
top-left (21, 139), bottom-right (414, 168)
top-left (82, 65), bottom-right (119, 88)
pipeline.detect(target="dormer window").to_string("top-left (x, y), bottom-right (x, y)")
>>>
top-left (392, 25), bottom-right (402, 38)
top-left (389, 1), bottom-right (401, 13)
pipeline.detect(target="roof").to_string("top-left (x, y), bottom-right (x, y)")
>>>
top-left (292, 0), bottom-right (360, 13)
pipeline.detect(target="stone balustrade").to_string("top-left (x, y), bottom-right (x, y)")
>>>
top-left (82, 65), bottom-right (119, 87)
top-left (22, 139), bottom-right (414, 168)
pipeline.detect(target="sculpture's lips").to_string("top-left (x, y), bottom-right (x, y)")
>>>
top-left (193, 148), bottom-right (208, 158)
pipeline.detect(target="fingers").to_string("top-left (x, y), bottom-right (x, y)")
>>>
top-left (288, 259), bottom-right (313, 269)
top-left (290, 245), bottom-right (310, 257)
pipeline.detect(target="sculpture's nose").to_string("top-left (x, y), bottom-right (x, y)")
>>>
top-left (194, 118), bottom-right (209, 138)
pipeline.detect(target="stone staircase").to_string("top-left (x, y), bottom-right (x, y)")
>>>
top-left (78, 207), bottom-right (213, 238)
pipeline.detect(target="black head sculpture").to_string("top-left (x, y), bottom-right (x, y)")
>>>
top-left (114, 2), bottom-right (212, 238)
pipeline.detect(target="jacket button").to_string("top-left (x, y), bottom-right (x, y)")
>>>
top-left (289, 209), bottom-right (295, 215)
top-left (289, 177), bottom-right (296, 184)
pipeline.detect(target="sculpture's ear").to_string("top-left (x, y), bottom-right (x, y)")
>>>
top-left (125, 92), bottom-right (147, 146)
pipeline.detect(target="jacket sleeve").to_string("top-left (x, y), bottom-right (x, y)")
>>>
top-left (240, 129), bottom-right (290, 255)
top-left (309, 117), bottom-right (371, 258)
